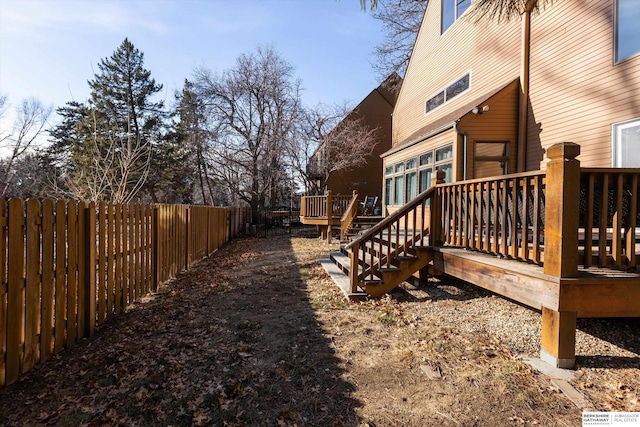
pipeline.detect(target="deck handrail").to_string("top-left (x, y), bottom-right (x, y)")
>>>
top-left (300, 191), bottom-right (353, 220)
top-left (340, 191), bottom-right (360, 241)
top-left (345, 187), bottom-right (437, 251)
top-left (345, 180), bottom-right (440, 292)
top-left (438, 171), bottom-right (546, 264)
top-left (578, 168), bottom-right (640, 269)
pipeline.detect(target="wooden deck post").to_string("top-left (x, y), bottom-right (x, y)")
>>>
top-left (541, 307), bottom-right (577, 369)
top-left (429, 170), bottom-right (446, 246)
top-left (326, 190), bottom-right (333, 244)
top-left (544, 141), bottom-right (580, 277)
top-left (542, 141), bottom-right (580, 368)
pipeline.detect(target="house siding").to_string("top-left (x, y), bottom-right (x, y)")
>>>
top-left (393, 0), bottom-right (521, 148)
top-left (459, 80), bottom-right (520, 178)
top-left (527, 0), bottom-right (640, 169)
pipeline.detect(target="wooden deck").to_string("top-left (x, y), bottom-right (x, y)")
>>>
top-left (308, 142), bottom-right (640, 369)
top-left (432, 246), bottom-right (640, 318)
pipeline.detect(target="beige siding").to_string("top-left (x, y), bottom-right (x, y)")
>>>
top-left (459, 80), bottom-right (519, 178)
top-left (527, 0), bottom-right (640, 169)
top-left (393, 0), bottom-right (521, 147)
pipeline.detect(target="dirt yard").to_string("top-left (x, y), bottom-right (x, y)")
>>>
top-left (1, 235), bottom-right (638, 426)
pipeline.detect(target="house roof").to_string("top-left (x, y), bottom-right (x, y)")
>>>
top-left (309, 73), bottom-right (402, 158)
top-left (381, 79), bottom-right (518, 158)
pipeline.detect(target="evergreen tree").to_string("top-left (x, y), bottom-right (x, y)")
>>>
top-left (48, 38), bottom-right (167, 203)
top-left (88, 38), bottom-right (164, 145)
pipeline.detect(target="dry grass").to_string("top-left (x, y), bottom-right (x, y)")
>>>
top-left (0, 235), bottom-right (637, 426)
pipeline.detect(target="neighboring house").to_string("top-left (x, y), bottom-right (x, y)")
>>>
top-left (383, 0), bottom-right (640, 214)
top-left (308, 73), bottom-right (401, 201)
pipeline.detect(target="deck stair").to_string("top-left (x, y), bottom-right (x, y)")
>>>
top-left (340, 215), bottom-right (384, 241)
top-left (324, 230), bottom-right (434, 299)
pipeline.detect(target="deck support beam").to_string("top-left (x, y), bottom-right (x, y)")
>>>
top-left (542, 142), bottom-right (581, 369)
top-left (540, 307), bottom-right (577, 369)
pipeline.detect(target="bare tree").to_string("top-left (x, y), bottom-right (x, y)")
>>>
top-left (468, 0), bottom-right (552, 22)
top-left (0, 97), bottom-right (53, 197)
top-left (194, 45), bottom-right (302, 211)
top-left (292, 104), bottom-right (379, 195)
top-left (61, 111), bottom-right (152, 204)
top-left (372, 0), bottom-right (428, 78)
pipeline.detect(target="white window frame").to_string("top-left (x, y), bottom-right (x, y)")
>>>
top-left (614, 0), bottom-right (640, 63)
top-left (612, 117), bottom-right (640, 167)
top-left (424, 71), bottom-right (472, 115)
top-left (441, 0), bottom-right (472, 35)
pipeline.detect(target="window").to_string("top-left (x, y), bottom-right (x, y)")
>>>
top-left (474, 141), bottom-right (510, 178)
top-left (612, 118), bottom-right (640, 167)
top-left (419, 168), bottom-right (433, 193)
top-left (445, 73), bottom-right (470, 101)
top-left (384, 178), bottom-right (393, 206)
top-left (425, 72), bottom-right (471, 114)
top-left (384, 144), bottom-right (453, 206)
top-left (436, 145), bottom-right (453, 162)
top-left (406, 171), bottom-right (417, 202)
top-left (425, 91), bottom-right (445, 114)
top-left (394, 175), bottom-right (405, 205)
top-left (442, 0), bottom-right (472, 34)
top-left (616, 0), bottom-right (640, 62)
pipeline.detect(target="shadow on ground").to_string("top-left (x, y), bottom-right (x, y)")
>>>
top-left (577, 317), bottom-right (640, 369)
top-left (0, 236), bottom-right (361, 426)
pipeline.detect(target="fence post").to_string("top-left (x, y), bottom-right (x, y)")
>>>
top-left (83, 202), bottom-right (96, 337)
top-left (541, 141), bottom-right (580, 369)
top-left (429, 170), bottom-right (446, 246)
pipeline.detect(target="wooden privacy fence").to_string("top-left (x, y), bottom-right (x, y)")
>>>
top-left (0, 200), bottom-right (247, 386)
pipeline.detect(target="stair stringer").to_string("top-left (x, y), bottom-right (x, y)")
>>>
top-left (364, 247), bottom-right (434, 297)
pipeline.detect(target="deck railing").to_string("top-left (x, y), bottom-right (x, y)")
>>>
top-left (300, 190), bottom-right (354, 220)
top-left (340, 191), bottom-right (360, 241)
top-left (579, 169), bottom-right (640, 268)
top-left (345, 173), bottom-right (444, 292)
top-left (438, 171), bottom-right (546, 264)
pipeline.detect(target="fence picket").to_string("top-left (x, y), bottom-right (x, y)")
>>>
top-left (67, 202), bottom-right (78, 345)
top-left (114, 204), bottom-right (122, 314)
top-left (128, 204), bottom-right (135, 304)
top-left (107, 203), bottom-right (114, 319)
top-left (41, 200), bottom-right (54, 360)
top-left (77, 201), bottom-right (86, 339)
top-left (24, 199), bottom-right (41, 372)
top-left (97, 202), bottom-right (106, 324)
top-left (84, 202), bottom-right (96, 336)
top-left (54, 200), bottom-right (67, 353)
top-left (6, 199), bottom-right (25, 384)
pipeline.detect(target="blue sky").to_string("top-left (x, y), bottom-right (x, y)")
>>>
top-left (0, 0), bottom-right (386, 129)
